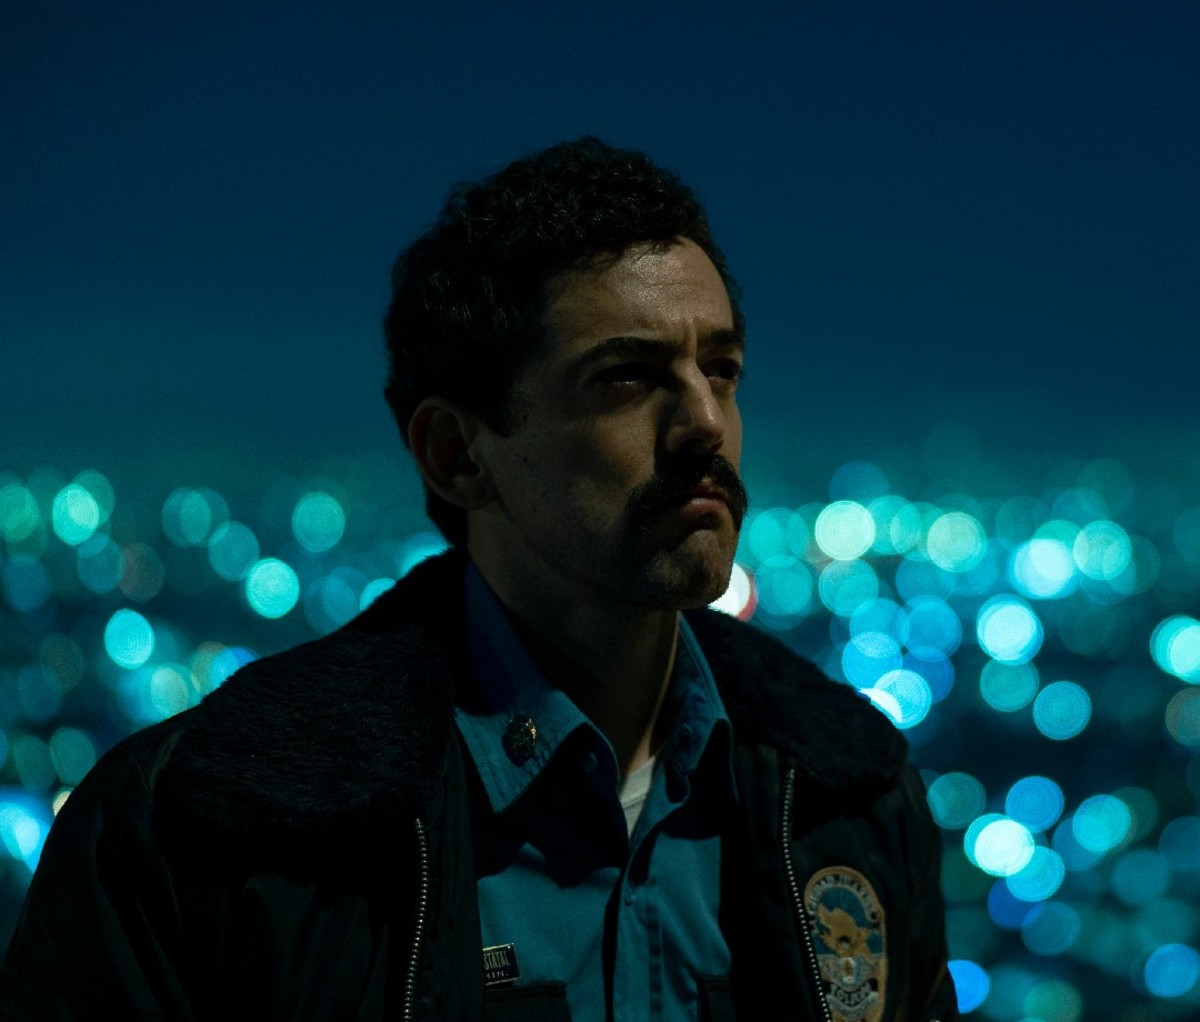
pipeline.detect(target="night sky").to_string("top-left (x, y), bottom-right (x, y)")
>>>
top-left (4, 2), bottom-right (1198, 487)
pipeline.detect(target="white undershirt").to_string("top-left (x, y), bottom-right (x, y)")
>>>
top-left (617, 755), bottom-right (656, 837)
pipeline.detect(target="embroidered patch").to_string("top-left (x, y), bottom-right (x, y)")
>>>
top-left (804, 866), bottom-right (887, 1022)
top-left (482, 943), bottom-right (520, 986)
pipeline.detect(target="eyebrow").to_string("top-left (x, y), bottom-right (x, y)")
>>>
top-left (568, 328), bottom-right (745, 373)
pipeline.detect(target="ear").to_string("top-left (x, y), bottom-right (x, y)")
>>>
top-left (407, 397), bottom-right (494, 511)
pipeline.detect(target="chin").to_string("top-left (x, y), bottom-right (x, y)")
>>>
top-left (636, 547), bottom-right (735, 611)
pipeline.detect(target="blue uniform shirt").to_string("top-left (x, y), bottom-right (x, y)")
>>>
top-left (455, 566), bottom-right (735, 1022)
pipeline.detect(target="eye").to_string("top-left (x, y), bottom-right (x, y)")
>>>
top-left (592, 363), bottom-right (651, 386)
top-left (706, 358), bottom-right (745, 383)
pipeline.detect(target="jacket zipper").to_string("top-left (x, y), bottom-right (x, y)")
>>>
top-left (404, 817), bottom-right (431, 1022)
top-left (781, 766), bottom-right (835, 1022)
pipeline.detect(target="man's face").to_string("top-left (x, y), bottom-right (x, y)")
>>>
top-left (469, 237), bottom-right (747, 613)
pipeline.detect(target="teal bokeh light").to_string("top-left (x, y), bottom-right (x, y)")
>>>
top-left (244, 558), bottom-right (300, 619)
top-left (1021, 901), bottom-right (1080, 956)
top-left (1151, 615), bottom-right (1200, 683)
top-left (979, 660), bottom-right (1040, 712)
top-left (104, 609), bottom-right (155, 669)
top-left (864, 669), bottom-right (932, 729)
top-left (967, 815), bottom-right (1035, 877)
top-left (814, 500), bottom-right (875, 560)
top-left (207, 521), bottom-right (260, 581)
top-left (818, 558), bottom-right (877, 617)
top-left (925, 511), bottom-right (987, 573)
top-left (51, 484), bottom-right (100, 546)
top-left (1006, 846), bottom-right (1066, 902)
top-left (1010, 538), bottom-right (1077, 599)
top-left (977, 596), bottom-right (1044, 664)
top-left (292, 491), bottom-right (346, 553)
top-left (1072, 794), bottom-right (1132, 854)
top-left (1033, 681), bottom-right (1092, 740)
top-left (927, 772), bottom-right (986, 830)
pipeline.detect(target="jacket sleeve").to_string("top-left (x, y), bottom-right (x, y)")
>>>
top-left (901, 766), bottom-right (960, 1022)
top-left (0, 733), bottom-right (193, 1020)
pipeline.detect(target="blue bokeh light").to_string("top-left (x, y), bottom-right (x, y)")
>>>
top-left (948, 959), bottom-right (989, 1013)
top-left (1144, 943), bottom-right (1200, 998)
top-left (1006, 776), bottom-right (1065, 833)
top-left (901, 595), bottom-right (963, 657)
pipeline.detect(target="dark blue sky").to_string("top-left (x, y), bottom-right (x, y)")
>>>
top-left (4, 2), bottom-right (1198, 483)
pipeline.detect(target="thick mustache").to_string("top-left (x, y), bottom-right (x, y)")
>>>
top-left (626, 455), bottom-right (748, 530)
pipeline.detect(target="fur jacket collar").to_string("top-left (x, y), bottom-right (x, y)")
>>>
top-left (164, 551), bottom-right (908, 839)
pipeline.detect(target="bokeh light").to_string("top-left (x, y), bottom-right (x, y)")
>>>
top-left (1072, 794), bottom-right (1132, 855)
top-left (1033, 681), bottom-right (1092, 741)
top-left (207, 521), bottom-right (260, 581)
top-left (967, 815), bottom-right (1035, 877)
top-left (292, 491), bottom-right (346, 553)
top-left (926, 511), bottom-right (988, 573)
top-left (927, 772), bottom-right (986, 830)
top-left (1151, 615), bottom-right (1200, 683)
top-left (244, 558), bottom-right (300, 619)
top-left (814, 500), bottom-right (875, 560)
top-left (863, 669), bottom-right (932, 729)
top-left (1010, 537), bottom-right (1077, 600)
top-left (1021, 901), bottom-right (1080, 956)
top-left (979, 660), bottom-right (1040, 712)
top-left (51, 484), bottom-right (100, 546)
top-left (977, 596), bottom-right (1044, 665)
top-left (1005, 776), bottom-right (1065, 833)
top-left (710, 562), bottom-right (755, 619)
top-left (103, 609), bottom-right (155, 669)
top-left (1143, 943), bottom-right (1200, 999)
top-left (948, 959), bottom-right (989, 1013)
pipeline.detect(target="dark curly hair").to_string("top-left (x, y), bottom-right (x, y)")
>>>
top-left (383, 136), bottom-right (742, 545)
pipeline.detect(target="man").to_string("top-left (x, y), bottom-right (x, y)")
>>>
top-left (1, 138), bottom-right (957, 1020)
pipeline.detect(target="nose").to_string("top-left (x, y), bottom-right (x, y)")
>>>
top-left (665, 368), bottom-right (726, 455)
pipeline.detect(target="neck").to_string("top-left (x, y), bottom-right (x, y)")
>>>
top-left (472, 555), bottom-right (679, 777)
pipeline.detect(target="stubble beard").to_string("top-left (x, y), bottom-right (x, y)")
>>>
top-left (616, 453), bottom-right (749, 610)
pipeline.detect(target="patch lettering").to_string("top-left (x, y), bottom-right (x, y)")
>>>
top-left (804, 866), bottom-right (887, 1022)
top-left (482, 943), bottom-right (520, 987)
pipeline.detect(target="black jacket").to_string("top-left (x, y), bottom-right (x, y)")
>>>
top-left (1, 552), bottom-right (958, 1021)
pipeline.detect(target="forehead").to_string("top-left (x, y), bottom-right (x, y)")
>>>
top-left (539, 238), bottom-right (735, 353)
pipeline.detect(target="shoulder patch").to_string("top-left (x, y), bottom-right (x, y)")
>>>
top-left (804, 866), bottom-right (887, 1022)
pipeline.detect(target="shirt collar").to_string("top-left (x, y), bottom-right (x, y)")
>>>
top-left (455, 563), bottom-right (735, 814)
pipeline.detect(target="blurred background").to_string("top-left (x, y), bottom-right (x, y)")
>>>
top-left (2, 3), bottom-right (1199, 1018)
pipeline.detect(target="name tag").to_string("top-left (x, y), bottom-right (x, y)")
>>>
top-left (482, 943), bottom-right (521, 987)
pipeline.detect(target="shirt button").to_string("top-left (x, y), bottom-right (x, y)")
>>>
top-left (579, 750), bottom-right (598, 774)
top-left (502, 716), bottom-right (538, 764)
top-left (623, 885), bottom-right (637, 906)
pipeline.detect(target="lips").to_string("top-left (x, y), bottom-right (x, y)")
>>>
top-left (625, 454), bottom-right (749, 531)
top-left (662, 484), bottom-right (729, 508)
